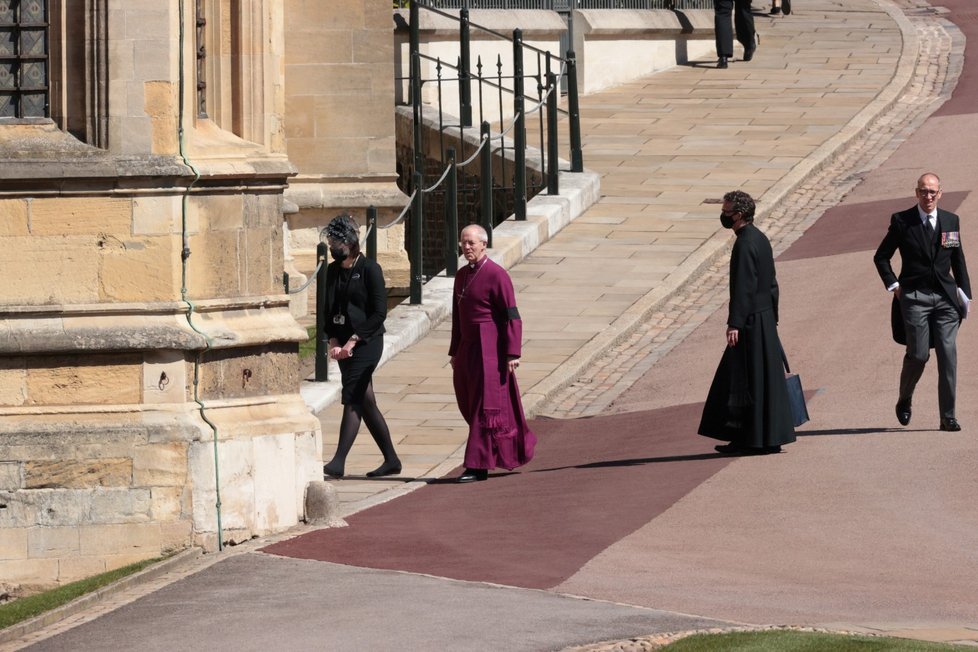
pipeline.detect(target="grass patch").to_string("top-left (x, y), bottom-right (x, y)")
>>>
top-left (299, 325), bottom-right (317, 360)
top-left (0, 556), bottom-right (163, 631)
top-left (661, 630), bottom-right (966, 651)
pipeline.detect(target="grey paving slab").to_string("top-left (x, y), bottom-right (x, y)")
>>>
top-left (15, 553), bottom-right (734, 652)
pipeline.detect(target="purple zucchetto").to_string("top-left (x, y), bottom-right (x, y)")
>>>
top-left (325, 214), bottom-right (360, 245)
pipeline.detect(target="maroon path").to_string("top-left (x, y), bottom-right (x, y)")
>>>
top-left (264, 404), bottom-right (733, 590)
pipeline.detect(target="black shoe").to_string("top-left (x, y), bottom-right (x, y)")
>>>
top-left (366, 459), bottom-right (402, 477)
top-left (940, 418), bottom-right (962, 432)
top-left (323, 462), bottom-right (345, 478)
top-left (456, 468), bottom-right (488, 483)
top-left (770, 6), bottom-right (782, 14)
top-left (715, 443), bottom-right (766, 456)
top-left (743, 41), bottom-right (756, 62)
top-left (782, 0), bottom-right (791, 14)
top-left (715, 443), bottom-right (779, 456)
top-left (895, 399), bottom-right (912, 426)
top-left (717, 56), bottom-right (729, 69)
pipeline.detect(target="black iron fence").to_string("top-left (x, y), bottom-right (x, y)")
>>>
top-left (396, 1), bottom-right (583, 303)
top-left (395, 1), bottom-right (714, 8)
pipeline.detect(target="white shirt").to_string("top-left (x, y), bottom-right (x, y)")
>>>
top-left (918, 206), bottom-right (937, 231)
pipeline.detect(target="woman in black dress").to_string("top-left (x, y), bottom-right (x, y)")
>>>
top-left (322, 214), bottom-right (401, 478)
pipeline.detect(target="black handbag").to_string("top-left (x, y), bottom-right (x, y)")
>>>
top-left (781, 349), bottom-right (809, 427)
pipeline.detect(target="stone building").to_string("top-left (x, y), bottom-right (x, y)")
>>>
top-left (0, 0), bottom-right (407, 592)
top-left (283, 0), bottom-right (410, 305)
top-left (0, 0), bottom-right (713, 593)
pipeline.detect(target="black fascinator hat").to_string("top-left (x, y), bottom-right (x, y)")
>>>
top-left (325, 214), bottom-right (360, 245)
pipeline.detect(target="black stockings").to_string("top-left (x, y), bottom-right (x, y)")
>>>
top-left (324, 382), bottom-right (399, 477)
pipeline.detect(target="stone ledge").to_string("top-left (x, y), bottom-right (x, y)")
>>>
top-left (576, 9), bottom-right (714, 36)
top-left (0, 298), bottom-right (308, 354)
top-left (394, 9), bottom-right (567, 37)
top-left (0, 121), bottom-right (295, 190)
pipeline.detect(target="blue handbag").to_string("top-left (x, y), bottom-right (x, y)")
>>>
top-left (781, 349), bottom-right (809, 427)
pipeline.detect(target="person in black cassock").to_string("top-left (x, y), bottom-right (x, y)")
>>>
top-left (713, 0), bottom-right (756, 69)
top-left (698, 190), bottom-right (796, 455)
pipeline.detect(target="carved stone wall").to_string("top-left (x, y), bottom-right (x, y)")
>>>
top-left (0, 0), bottom-right (321, 593)
top-left (283, 0), bottom-right (410, 307)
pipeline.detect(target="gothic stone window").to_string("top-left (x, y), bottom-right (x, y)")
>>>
top-left (0, 0), bottom-right (49, 119)
top-left (0, 0), bottom-right (108, 147)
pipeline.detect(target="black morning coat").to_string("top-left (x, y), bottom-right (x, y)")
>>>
top-left (698, 223), bottom-right (797, 447)
top-left (322, 254), bottom-right (387, 344)
top-left (874, 207), bottom-right (972, 344)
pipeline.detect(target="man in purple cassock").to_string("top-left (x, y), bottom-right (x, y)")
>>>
top-left (449, 224), bottom-right (536, 483)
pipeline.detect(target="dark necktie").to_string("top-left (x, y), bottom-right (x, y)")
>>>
top-left (924, 217), bottom-right (934, 241)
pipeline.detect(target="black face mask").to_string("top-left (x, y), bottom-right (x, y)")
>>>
top-left (720, 213), bottom-right (736, 229)
top-left (329, 245), bottom-right (349, 261)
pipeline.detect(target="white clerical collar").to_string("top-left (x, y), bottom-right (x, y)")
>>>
top-left (468, 256), bottom-right (488, 270)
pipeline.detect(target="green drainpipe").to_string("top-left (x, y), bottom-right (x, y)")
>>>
top-left (177, 0), bottom-right (223, 551)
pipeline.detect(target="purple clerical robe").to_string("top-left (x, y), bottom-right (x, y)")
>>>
top-left (449, 256), bottom-right (536, 470)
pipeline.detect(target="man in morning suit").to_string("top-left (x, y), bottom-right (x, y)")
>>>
top-left (713, 0), bottom-right (756, 69)
top-left (874, 173), bottom-right (971, 431)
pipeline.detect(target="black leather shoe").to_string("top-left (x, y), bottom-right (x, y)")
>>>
top-left (366, 459), bottom-right (402, 477)
top-left (782, 0), bottom-right (791, 14)
top-left (715, 443), bottom-right (767, 456)
top-left (895, 399), bottom-right (912, 426)
top-left (456, 468), bottom-right (488, 483)
top-left (940, 418), bottom-right (962, 432)
top-left (717, 56), bottom-right (729, 69)
top-left (323, 462), bottom-right (345, 478)
top-left (743, 41), bottom-right (756, 62)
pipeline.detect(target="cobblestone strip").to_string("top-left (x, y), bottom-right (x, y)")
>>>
top-left (542, 8), bottom-right (958, 420)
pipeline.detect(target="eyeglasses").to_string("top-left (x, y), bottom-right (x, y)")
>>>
top-left (916, 188), bottom-right (940, 196)
top-left (459, 240), bottom-right (483, 247)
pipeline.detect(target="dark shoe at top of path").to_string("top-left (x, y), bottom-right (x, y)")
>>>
top-left (717, 56), bottom-right (729, 69)
top-left (895, 399), bottom-right (912, 426)
top-left (940, 418), bottom-right (961, 432)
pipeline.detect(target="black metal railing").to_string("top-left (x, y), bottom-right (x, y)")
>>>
top-left (397, 1), bottom-right (583, 304)
top-left (395, 1), bottom-right (714, 9)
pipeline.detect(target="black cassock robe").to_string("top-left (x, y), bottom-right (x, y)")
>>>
top-left (698, 223), bottom-right (796, 448)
